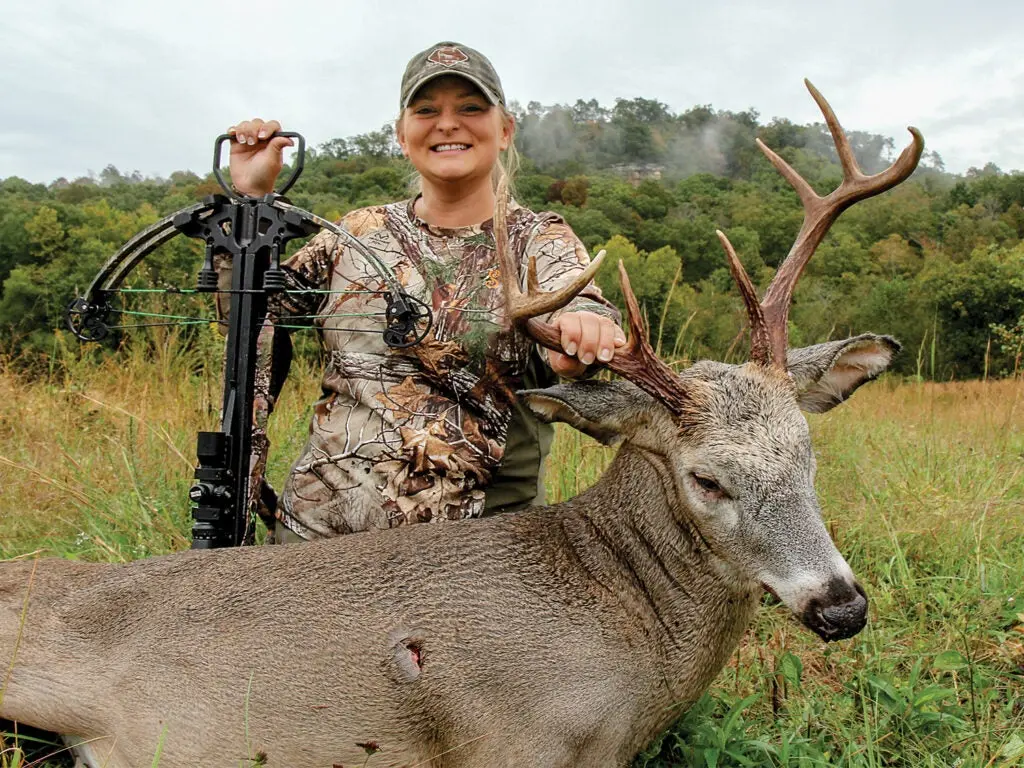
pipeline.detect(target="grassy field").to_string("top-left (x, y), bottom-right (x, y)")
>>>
top-left (1, 336), bottom-right (1022, 767)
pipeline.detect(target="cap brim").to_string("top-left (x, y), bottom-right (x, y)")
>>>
top-left (402, 71), bottom-right (501, 109)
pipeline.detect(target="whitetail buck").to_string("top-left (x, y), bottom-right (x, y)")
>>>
top-left (1, 81), bottom-right (922, 768)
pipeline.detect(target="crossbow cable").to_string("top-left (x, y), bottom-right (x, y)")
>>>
top-left (66, 133), bottom-right (432, 548)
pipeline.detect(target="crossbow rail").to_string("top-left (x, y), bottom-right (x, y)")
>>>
top-left (66, 133), bottom-right (432, 548)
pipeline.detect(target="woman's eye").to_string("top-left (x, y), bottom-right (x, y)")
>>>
top-left (692, 474), bottom-right (723, 494)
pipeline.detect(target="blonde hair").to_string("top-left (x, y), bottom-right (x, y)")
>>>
top-left (396, 105), bottom-right (519, 199)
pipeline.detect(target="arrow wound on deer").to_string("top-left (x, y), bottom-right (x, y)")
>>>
top-left (388, 628), bottom-right (426, 681)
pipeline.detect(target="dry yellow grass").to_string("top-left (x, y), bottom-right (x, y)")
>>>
top-left (2, 349), bottom-right (1021, 557)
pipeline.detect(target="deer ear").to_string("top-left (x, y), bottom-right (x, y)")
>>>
top-left (519, 380), bottom-right (654, 446)
top-left (787, 334), bottom-right (901, 414)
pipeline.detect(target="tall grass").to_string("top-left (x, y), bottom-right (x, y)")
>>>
top-left (1, 339), bottom-right (1022, 767)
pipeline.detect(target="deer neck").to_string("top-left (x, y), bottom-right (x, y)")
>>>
top-left (558, 441), bottom-right (760, 700)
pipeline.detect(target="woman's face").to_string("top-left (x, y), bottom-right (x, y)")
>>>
top-left (397, 75), bottom-right (512, 190)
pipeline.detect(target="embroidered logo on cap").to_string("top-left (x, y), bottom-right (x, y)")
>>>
top-left (427, 46), bottom-right (469, 67)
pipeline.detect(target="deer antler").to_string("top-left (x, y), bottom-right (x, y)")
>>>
top-left (721, 79), bottom-right (925, 370)
top-left (493, 188), bottom-right (606, 325)
top-left (494, 185), bottom-right (691, 415)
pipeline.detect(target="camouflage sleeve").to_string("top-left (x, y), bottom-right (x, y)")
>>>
top-left (524, 217), bottom-right (622, 325)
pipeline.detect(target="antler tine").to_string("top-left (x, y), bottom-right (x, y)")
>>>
top-left (493, 179), bottom-right (518, 322)
top-left (605, 261), bottom-right (692, 414)
top-left (494, 181), bottom-right (607, 327)
top-left (803, 79), bottom-right (926, 202)
top-left (755, 79), bottom-right (925, 369)
top-left (513, 250), bottom-right (607, 324)
top-left (716, 230), bottom-right (771, 366)
top-left (616, 258), bottom-right (649, 352)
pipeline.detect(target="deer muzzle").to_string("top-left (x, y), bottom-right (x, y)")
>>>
top-left (799, 577), bottom-right (868, 641)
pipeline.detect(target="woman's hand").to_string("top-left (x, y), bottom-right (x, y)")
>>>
top-left (227, 118), bottom-right (295, 197)
top-left (547, 311), bottom-right (627, 378)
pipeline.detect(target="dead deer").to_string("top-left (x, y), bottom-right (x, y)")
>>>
top-left (0, 81), bottom-right (922, 768)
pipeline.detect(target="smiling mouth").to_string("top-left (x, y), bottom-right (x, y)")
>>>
top-left (431, 143), bottom-right (471, 152)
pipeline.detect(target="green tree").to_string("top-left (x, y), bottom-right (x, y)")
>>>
top-left (25, 205), bottom-right (66, 264)
top-left (923, 244), bottom-right (1024, 377)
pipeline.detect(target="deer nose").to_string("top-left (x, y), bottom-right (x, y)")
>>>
top-left (801, 579), bottom-right (868, 642)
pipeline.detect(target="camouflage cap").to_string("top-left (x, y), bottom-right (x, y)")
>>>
top-left (400, 42), bottom-right (506, 110)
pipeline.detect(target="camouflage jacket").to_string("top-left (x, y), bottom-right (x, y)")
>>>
top-left (217, 198), bottom-right (618, 540)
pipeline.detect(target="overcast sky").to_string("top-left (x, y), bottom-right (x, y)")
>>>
top-left (2, 0), bottom-right (1021, 184)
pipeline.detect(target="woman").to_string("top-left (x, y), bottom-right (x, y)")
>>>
top-left (225, 42), bottom-right (623, 542)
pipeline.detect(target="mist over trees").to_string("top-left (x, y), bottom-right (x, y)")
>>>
top-left (2, 94), bottom-right (1022, 379)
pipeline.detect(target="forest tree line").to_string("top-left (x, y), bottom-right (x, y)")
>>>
top-left (1, 95), bottom-right (1022, 379)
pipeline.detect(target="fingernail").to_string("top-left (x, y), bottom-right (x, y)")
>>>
top-left (565, 342), bottom-right (577, 356)
top-left (615, 335), bottom-right (626, 345)
top-left (598, 348), bottom-right (612, 362)
top-left (581, 352), bottom-right (595, 365)
top-left (247, 137), bottom-right (256, 146)
top-left (257, 130), bottom-right (267, 139)
top-left (236, 134), bottom-right (245, 143)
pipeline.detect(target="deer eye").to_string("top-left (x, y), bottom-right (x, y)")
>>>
top-left (691, 473), bottom-right (724, 496)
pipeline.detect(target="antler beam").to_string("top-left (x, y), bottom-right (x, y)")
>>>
top-left (722, 79), bottom-right (924, 370)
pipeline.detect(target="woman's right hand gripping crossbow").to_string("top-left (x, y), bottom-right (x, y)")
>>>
top-left (228, 118), bottom-right (294, 197)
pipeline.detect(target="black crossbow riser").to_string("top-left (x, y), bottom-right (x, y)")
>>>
top-left (66, 132), bottom-right (432, 548)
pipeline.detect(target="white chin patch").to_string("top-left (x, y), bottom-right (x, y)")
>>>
top-left (763, 554), bottom-right (856, 612)
top-left (765, 572), bottom-right (821, 611)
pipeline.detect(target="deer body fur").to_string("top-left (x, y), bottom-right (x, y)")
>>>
top-left (1, 448), bottom-right (756, 767)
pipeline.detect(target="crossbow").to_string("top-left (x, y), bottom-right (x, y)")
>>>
top-left (66, 132), bottom-right (432, 549)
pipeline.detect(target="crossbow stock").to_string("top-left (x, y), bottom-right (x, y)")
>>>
top-left (66, 133), bottom-right (433, 548)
